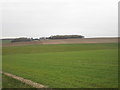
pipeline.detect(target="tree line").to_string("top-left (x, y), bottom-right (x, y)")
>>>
top-left (11, 35), bottom-right (84, 43)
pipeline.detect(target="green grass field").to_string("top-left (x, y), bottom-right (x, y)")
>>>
top-left (2, 74), bottom-right (32, 88)
top-left (2, 40), bottom-right (11, 44)
top-left (2, 43), bottom-right (118, 88)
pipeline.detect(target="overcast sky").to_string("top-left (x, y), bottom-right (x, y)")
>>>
top-left (1, 0), bottom-right (119, 38)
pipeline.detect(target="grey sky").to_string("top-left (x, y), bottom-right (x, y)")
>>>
top-left (1, 0), bottom-right (119, 38)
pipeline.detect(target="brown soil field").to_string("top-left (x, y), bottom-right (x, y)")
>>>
top-left (2, 37), bottom-right (118, 47)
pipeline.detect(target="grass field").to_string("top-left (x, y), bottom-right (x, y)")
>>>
top-left (2, 74), bottom-right (32, 88)
top-left (2, 43), bottom-right (118, 88)
top-left (2, 40), bottom-right (11, 44)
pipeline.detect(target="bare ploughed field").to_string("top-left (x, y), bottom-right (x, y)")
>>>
top-left (3, 37), bottom-right (118, 47)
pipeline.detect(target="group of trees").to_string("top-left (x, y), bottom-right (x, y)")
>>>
top-left (11, 35), bottom-right (84, 43)
top-left (11, 38), bottom-right (32, 43)
top-left (47, 35), bottom-right (84, 39)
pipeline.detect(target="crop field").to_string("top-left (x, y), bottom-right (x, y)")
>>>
top-left (2, 43), bottom-right (118, 88)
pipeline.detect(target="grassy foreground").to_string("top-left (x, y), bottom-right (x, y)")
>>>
top-left (3, 43), bottom-right (118, 88)
top-left (2, 74), bottom-right (32, 88)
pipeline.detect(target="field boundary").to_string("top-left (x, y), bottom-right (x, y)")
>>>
top-left (1, 72), bottom-right (47, 88)
top-left (2, 38), bottom-right (118, 47)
